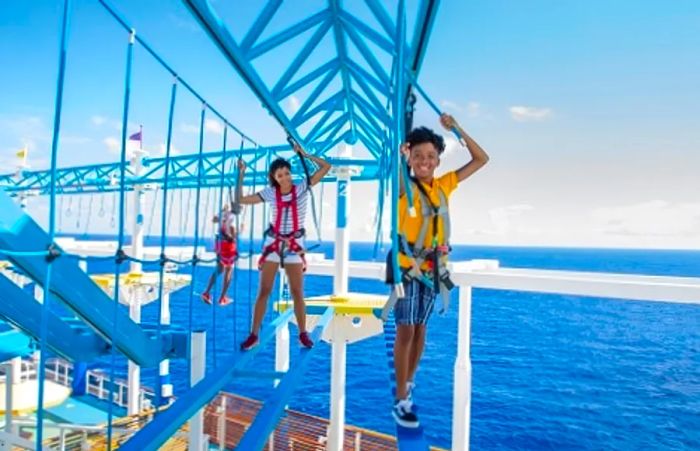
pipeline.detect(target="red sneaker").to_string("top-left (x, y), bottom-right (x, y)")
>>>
top-left (240, 333), bottom-right (259, 351)
top-left (218, 296), bottom-right (232, 306)
top-left (201, 292), bottom-right (212, 305)
top-left (299, 331), bottom-right (314, 349)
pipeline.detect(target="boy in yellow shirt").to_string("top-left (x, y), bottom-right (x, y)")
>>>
top-left (391, 114), bottom-right (489, 428)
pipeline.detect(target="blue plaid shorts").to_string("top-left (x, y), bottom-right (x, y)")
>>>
top-left (394, 279), bottom-right (436, 326)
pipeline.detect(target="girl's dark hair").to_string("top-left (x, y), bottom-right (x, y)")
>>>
top-left (407, 126), bottom-right (445, 155)
top-left (268, 158), bottom-right (292, 187)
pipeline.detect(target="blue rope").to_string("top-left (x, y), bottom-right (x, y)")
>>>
top-left (390, 0), bottom-right (407, 290)
top-left (211, 127), bottom-right (228, 369)
top-left (186, 104), bottom-right (207, 383)
top-left (153, 77), bottom-right (178, 409)
top-left (106, 28), bottom-right (134, 449)
top-left (231, 132), bottom-right (241, 347)
top-left (246, 147), bottom-right (258, 334)
top-left (36, 0), bottom-right (71, 447)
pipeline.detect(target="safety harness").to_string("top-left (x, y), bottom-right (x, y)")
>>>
top-left (258, 185), bottom-right (306, 270)
top-left (382, 177), bottom-right (455, 320)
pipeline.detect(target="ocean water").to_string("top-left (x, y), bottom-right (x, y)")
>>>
top-left (82, 237), bottom-right (700, 450)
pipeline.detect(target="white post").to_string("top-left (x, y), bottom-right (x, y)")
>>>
top-left (130, 148), bottom-right (146, 275)
top-left (189, 331), bottom-right (206, 451)
top-left (333, 144), bottom-right (352, 296)
top-left (127, 148), bottom-right (145, 415)
top-left (127, 295), bottom-right (141, 415)
top-left (4, 364), bottom-right (13, 434)
top-left (217, 397), bottom-right (227, 451)
top-left (274, 322), bottom-right (290, 388)
top-left (159, 292), bottom-right (172, 404)
top-left (327, 321), bottom-right (347, 451)
top-left (9, 358), bottom-right (21, 389)
top-left (452, 286), bottom-right (473, 451)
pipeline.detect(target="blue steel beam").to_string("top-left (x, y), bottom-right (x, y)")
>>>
top-left (277, 58), bottom-right (339, 101)
top-left (239, 0), bottom-right (282, 54)
top-left (183, 0), bottom-right (325, 150)
top-left (247, 9), bottom-right (331, 60)
top-left (329, 0), bottom-right (357, 142)
top-left (119, 309), bottom-right (295, 451)
top-left (236, 307), bottom-right (335, 450)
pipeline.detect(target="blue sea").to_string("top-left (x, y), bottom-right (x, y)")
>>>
top-left (82, 237), bottom-right (700, 450)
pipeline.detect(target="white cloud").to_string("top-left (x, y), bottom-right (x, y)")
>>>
top-left (104, 136), bottom-right (121, 154)
top-left (180, 119), bottom-right (224, 136)
top-left (592, 201), bottom-right (700, 237)
top-left (487, 204), bottom-right (535, 235)
top-left (62, 135), bottom-right (91, 145)
top-left (0, 115), bottom-right (50, 151)
top-left (440, 100), bottom-right (481, 118)
top-left (180, 122), bottom-right (199, 134)
top-left (440, 100), bottom-right (463, 112)
top-left (509, 105), bottom-right (552, 122)
top-left (205, 118), bottom-right (224, 135)
top-left (91, 115), bottom-right (124, 131)
top-left (158, 142), bottom-right (181, 156)
top-left (466, 101), bottom-right (481, 118)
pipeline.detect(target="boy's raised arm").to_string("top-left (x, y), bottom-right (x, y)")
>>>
top-left (440, 113), bottom-right (489, 183)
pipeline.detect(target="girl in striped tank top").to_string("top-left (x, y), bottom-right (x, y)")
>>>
top-left (234, 144), bottom-right (331, 350)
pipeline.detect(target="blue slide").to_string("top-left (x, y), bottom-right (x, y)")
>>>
top-left (0, 323), bottom-right (33, 361)
top-left (0, 273), bottom-right (111, 362)
top-left (0, 190), bottom-right (186, 367)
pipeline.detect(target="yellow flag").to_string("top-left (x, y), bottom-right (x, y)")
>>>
top-left (16, 146), bottom-right (27, 159)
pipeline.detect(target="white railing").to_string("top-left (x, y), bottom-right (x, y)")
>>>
top-left (301, 257), bottom-right (700, 451)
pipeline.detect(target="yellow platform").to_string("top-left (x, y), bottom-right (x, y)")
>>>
top-left (90, 271), bottom-right (191, 305)
top-left (276, 292), bottom-right (387, 315)
top-left (90, 271), bottom-right (191, 289)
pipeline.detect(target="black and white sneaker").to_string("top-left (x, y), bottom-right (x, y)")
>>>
top-left (392, 398), bottom-right (419, 428)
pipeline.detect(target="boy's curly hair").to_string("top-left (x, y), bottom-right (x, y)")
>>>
top-left (268, 158), bottom-right (292, 187)
top-left (407, 126), bottom-right (445, 155)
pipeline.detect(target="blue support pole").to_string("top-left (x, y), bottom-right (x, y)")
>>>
top-left (36, 0), bottom-right (71, 446)
top-left (390, 0), bottom-right (407, 294)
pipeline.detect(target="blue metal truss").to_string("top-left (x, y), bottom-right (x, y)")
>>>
top-left (183, 0), bottom-right (440, 163)
top-left (0, 1), bottom-right (440, 197)
top-left (0, 144), bottom-right (379, 196)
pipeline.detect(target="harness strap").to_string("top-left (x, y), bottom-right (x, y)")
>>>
top-left (258, 185), bottom-right (306, 270)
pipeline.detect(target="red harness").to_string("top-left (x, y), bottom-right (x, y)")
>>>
top-left (258, 185), bottom-right (306, 270)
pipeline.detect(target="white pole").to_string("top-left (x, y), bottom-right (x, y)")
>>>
top-left (159, 292), bottom-right (173, 403)
top-left (127, 295), bottom-right (141, 415)
top-left (4, 364), bottom-right (13, 434)
top-left (332, 144), bottom-right (352, 296)
top-left (127, 148), bottom-right (145, 415)
top-left (217, 397), bottom-right (227, 451)
top-left (452, 286), bottom-right (473, 451)
top-left (130, 148), bottom-right (146, 275)
top-left (274, 322), bottom-right (290, 388)
top-left (327, 321), bottom-right (347, 451)
top-left (189, 331), bottom-right (206, 451)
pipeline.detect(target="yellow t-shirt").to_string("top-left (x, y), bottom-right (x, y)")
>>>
top-left (398, 171), bottom-right (458, 269)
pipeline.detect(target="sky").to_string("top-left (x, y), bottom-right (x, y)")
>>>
top-left (1, 0), bottom-right (700, 249)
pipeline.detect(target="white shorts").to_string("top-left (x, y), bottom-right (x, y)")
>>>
top-left (260, 236), bottom-right (305, 265)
